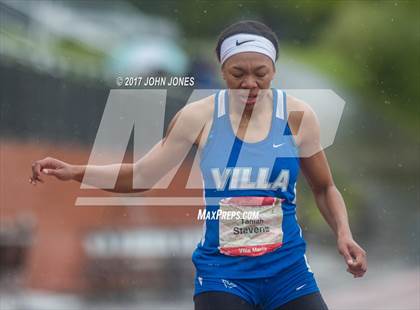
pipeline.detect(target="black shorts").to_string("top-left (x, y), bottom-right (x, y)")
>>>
top-left (194, 290), bottom-right (328, 310)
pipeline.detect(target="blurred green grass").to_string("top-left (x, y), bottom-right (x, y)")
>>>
top-left (282, 44), bottom-right (419, 137)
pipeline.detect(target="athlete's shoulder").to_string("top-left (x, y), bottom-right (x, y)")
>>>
top-left (165, 93), bottom-right (215, 143)
top-left (283, 92), bottom-right (320, 149)
top-left (284, 93), bottom-right (314, 115)
top-left (181, 93), bottom-right (215, 122)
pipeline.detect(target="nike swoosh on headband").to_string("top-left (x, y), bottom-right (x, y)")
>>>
top-left (220, 34), bottom-right (276, 64)
top-left (236, 39), bottom-right (255, 46)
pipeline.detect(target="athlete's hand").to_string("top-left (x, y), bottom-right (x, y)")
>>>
top-left (337, 236), bottom-right (367, 278)
top-left (29, 157), bottom-right (75, 185)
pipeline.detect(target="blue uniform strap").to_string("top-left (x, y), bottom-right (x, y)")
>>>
top-left (281, 90), bottom-right (293, 136)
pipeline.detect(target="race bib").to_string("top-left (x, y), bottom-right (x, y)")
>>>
top-left (218, 196), bottom-right (283, 257)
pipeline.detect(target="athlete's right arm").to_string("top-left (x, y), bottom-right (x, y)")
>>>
top-left (30, 98), bottom-right (212, 192)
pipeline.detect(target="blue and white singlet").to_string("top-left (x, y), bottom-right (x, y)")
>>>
top-left (192, 89), bottom-right (307, 279)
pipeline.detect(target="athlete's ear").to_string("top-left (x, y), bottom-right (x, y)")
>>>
top-left (221, 66), bottom-right (227, 81)
top-left (270, 64), bottom-right (276, 81)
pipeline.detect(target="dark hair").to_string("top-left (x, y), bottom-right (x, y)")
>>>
top-left (215, 20), bottom-right (279, 62)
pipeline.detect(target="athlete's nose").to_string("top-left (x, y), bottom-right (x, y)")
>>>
top-left (240, 76), bottom-right (258, 89)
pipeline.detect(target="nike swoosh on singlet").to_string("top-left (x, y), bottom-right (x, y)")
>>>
top-left (236, 39), bottom-right (255, 46)
top-left (273, 143), bottom-right (285, 148)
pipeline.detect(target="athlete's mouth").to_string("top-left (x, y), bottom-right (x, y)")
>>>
top-left (240, 94), bottom-right (258, 104)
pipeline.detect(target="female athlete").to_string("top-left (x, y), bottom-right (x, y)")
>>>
top-left (30, 20), bottom-right (367, 310)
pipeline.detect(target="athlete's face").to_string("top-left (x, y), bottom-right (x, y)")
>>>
top-left (221, 52), bottom-right (275, 105)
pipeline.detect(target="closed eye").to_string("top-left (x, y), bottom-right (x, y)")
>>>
top-left (256, 73), bottom-right (267, 78)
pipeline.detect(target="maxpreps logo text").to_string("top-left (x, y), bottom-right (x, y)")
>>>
top-left (197, 209), bottom-right (260, 220)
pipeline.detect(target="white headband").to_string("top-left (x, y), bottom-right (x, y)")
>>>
top-left (220, 33), bottom-right (277, 65)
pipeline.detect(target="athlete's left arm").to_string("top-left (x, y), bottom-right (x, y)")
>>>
top-left (295, 103), bottom-right (367, 278)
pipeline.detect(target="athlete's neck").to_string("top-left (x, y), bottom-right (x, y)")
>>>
top-left (229, 89), bottom-right (272, 120)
